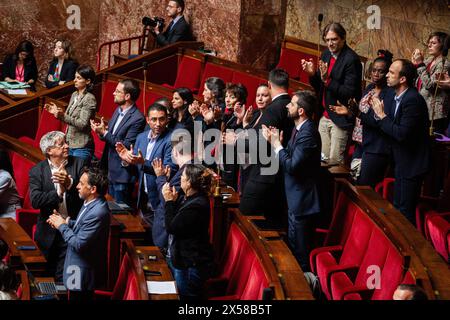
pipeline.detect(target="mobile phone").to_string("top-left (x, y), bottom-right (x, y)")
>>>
top-left (144, 270), bottom-right (162, 276)
top-left (17, 245), bottom-right (36, 250)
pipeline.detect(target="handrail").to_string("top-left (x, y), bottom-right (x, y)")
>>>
top-left (97, 35), bottom-right (145, 71)
top-left (0, 132), bottom-right (45, 163)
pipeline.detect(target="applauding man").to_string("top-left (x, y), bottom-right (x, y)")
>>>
top-left (262, 91), bottom-right (321, 271)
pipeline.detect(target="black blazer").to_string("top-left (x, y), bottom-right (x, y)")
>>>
top-left (2, 54), bottom-right (38, 84)
top-left (359, 84), bottom-right (390, 155)
top-left (29, 156), bottom-right (85, 256)
top-left (248, 94), bottom-right (293, 184)
top-left (378, 87), bottom-right (431, 178)
top-left (165, 193), bottom-right (214, 270)
top-left (45, 59), bottom-right (79, 89)
top-left (156, 16), bottom-right (192, 47)
top-left (309, 44), bottom-right (362, 128)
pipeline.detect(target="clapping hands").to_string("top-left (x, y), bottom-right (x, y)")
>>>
top-left (90, 117), bottom-right (107, 136)
top-left (115, 142), bottom-right (144, 165)
top-left (261, 125), bottom-right (283, 149)
top-left (162, 182), bottom-right (178, 202)
top-left (152, 158), bottom-right (171, 178)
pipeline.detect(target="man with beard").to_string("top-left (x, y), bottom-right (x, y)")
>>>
top-left (262, 90), bottom-right (321, 271)
top-left (91, 79), bottom-right (146, 207)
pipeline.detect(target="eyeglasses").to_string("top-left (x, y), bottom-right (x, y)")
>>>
top-left (52, 141), bottom-right (68, 149)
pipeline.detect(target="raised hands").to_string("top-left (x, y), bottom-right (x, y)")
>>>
top-left (47, 209), bottom-right (69, 229)
top-left (329, 100), bottom-right (350, 115)
top-left (301, 58), bottom-right (315, 76)
top-left (411, 48), bottom-right (424, 65)
top-left (242, 106), bottom-right (254, 128)
top-left (90, 117), bottom-right (107, 136)
top-left (188, 100), bottom-right (201, 117)
top-left (261, 125), bottom-right (283, 149)
top-left (233, 102), bottom-right (246, 123)
top-left (162, 182), bottom-right (178, 202)
top-left (45, 102), bottom-right (64, 119)
top-left (115, 142), bottom-right (144, 165)
top-left (370, 96), bottom-right (386, 119)
top-left (318, 60), bottom-right (329, 82)
top-left (152, 158), bottom-right (171, 178)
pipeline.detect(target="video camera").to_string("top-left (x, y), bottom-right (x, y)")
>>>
top-left (142, 16), bottom-right (165, 30)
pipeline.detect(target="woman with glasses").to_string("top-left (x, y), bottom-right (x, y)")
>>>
top-left (412, 32), bottom-right (450, 134)
top-left (2, 40), bottom-right (38, 91)
top-left (331, 50), bottom-right (393, 187)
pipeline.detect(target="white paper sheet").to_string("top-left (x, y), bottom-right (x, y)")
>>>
top-left (7, 89), bottom-right (27, 95)
top-left (147, 281), bottom-right (177, 294)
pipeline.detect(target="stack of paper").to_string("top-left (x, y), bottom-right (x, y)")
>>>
top-left (146, 281), bottom-right (177, 294)
top-left (0, 81), bottom-right (30, 89)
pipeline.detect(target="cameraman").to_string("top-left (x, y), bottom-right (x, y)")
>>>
top-left (153, 0), bottom-right (192, 47)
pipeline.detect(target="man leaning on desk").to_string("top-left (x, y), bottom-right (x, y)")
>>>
top-left (47, 167), bottom-right (110, 301)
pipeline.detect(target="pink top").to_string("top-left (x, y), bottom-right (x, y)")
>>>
top-left (15, 64), bottom-right (25, 82)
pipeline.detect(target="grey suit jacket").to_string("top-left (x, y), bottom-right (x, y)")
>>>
top-left (58, 197), bottom-right (110, 291)
top-left (61, 91), bottom-right (97, 149)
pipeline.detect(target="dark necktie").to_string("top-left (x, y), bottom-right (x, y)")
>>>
top-left (289, 127), bottom-right (298, 145)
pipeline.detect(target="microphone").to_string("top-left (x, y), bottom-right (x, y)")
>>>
top-left (317, 13), bottom-right (324, 64)
top-left (442, 35), bottom-right (449, 57)
top-left (318, 13), bottom-right (324, 24)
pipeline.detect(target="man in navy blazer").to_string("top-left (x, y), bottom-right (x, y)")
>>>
top-left (371, 59), bottom-right (431, 224)
top-left (116, 103), bottom-right (176, 238)
top-left (91, 79), bottom-right (146, 206)
top-left (153, 0), bottom-right (192, 47)
top-left (263, 90), bottom-right (321, 271)
top-left (47, 167), bottom-right (110, 301)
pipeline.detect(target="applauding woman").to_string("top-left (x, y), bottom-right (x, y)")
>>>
top-left (2, 40), bottom-right (38, 90)
top-left (46, 65), bottom-right (97, 161)
top-left (45, 39), bottom-right (79, 89)
top-left (162, 164), bottom-right (214, 300)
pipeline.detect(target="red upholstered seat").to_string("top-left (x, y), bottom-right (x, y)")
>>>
top-left (165, 55), bottom-right (203, 93)
top-left (240, 258), bottom-right (269, 300)
top-left (99, 80), bottom-right (119, 119)
top-left (425, 212), bottom-right (450, 261)
top-left (19, 108), bottom-right (65, 148)
top-left (312, 208), bottom-right (373, 299)
top-left (231, 72), bottom-right (266, 107)
top-left (92, 129), bottom-right (105, 160)
top-left (136, 90), bottom-right (164, 115)
top-left (94, 252), bottom-right (140, 300)
top-left (277, 48), bottom-right (302, 80)
top-left (198, 63), bottom-right (234, 96)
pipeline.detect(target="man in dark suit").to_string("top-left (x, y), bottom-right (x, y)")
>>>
top-left (239, 69), bottom-right (292, 225)
top-left (371, 59), bottom-right (431, 225)
top-left (47, 167), bottom-right (110, 301)
top-left (29, 131), bottom-right (85, 281)
top-left (262, 90), bottom-right (321, 271)
top-left (116, 103), bottom-right (176, 240)
top-left (302, 22), bottom-right (362, 164)
top-left (153, 0), bottom-right (192, 47)
top-left (91, 79), bottom-right (146, 207)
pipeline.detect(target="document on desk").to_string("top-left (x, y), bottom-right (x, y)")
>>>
top-left (7, 89), bottom-right (27, 95)
top-left (147, 281), bottom-right (177, 294)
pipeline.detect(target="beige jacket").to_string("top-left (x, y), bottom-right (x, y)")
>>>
top-left (416, 56), bottom-right (450, 120)
top-left (60, 91), bottom-right (97, 149)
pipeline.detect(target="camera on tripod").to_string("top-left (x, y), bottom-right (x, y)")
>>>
top-left (142, 16), bottom-right (165, 31)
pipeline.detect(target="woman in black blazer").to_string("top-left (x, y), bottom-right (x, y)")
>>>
top-left (162, 164), bottom-right (214, 300)
top-left (45, 39), bottom-right (78, 89)
top-left (2, 40), bottom-right (38, 90)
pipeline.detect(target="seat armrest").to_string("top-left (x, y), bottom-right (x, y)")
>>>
top-left (310, 245), bottom-right (343, 273)
top-left (326, 264), bottom-right (360, 296)
top-left (340, 285), bottom-right (375, 300)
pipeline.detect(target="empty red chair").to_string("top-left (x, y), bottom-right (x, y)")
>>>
top-left (239, 258), bottom-right (269, 300)
top-left (164, 56), bottom-right (203, 93)
top-left (277, 48), bottom-right (302, 80)
top-left (94, 252), bottom-right (144, 300)
top-left (310, 208), bottom-right (374, 299)
top-left (92, 129), bottom-right (105, 160)
top-left (19, 108), bottom-right (65, 148)
top-left (198, 63), bottom-right (234, 96)
top-left (425, 212), bottom-right (450, 262)
top-left (98, 80), bottom-right (119, 119)
top-left (231, 72), bottom-right (266, 107)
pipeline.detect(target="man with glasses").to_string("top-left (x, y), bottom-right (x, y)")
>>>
top-left (153, 0), bottom-right (192, 47)
top-left (91, 79), bottom-right (146, 207)
top-left (302, 22), bottom-right (362, 165)
top-left (29, 131), bottom-right (86, 281)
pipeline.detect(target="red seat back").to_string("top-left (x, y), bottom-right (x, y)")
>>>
top-left (372, 246), bottom-right (405, 300)
top-left (111, 252), bottom-right (138, 300)
top-left (92, 129), bottom-right (105, 160)
top-left (277, 48), bottom-right (302, 80)
top-left (33, 108), bottom-right (65, 148)
top-left (240, 258), bottom-right (269, 300)
top-left (425, 213), bottom-right (450, 261)
top-left (217, 223), bottom-right (246, 280)
top-left (99, 80), bottom-right (118, 119)
top-left (11, 153), bottom-right (34, 200)
top-left (173, 56), bottom-right (203, 92)
top-left (198, 63), bottom-right (234, 96)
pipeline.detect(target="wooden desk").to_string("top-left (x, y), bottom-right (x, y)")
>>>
top-left (112, 213), bottom-right (150, 239)
top-left (135, 246), bottom-right (179, 300)
top-left (0, 218), bottom-right (46, 270)
top-left (0, 88), bottom-right (35, 100)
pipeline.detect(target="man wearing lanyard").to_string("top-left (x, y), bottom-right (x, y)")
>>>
top-left (153, 0), bottom-right (192, 47)
top-left (47, 167), bottom-right (110, 301)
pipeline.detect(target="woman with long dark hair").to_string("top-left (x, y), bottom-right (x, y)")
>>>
top-left (45, 39), bottom-right (79, 89)
top-left (46, 65), bottom-right (97, 161)
top-left (170, 87), bottom-right (194, 131)
top-left (162, 164), bottom-right (214, 300)
top-left (2, 40), bottom-right (38, 90)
